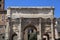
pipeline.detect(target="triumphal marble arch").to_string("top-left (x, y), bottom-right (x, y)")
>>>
top-left (5, 6), bottom-right (55, 40)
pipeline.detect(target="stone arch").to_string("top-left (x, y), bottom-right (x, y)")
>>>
top-left (23, 24), bottom-right (37, 31)
top-left (23, 24), bottom-right (37, 40)
top-left (11, 33), bottom-right (17, 40)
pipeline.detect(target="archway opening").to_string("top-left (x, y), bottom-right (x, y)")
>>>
top-left (23, 24), bottom-right (37, 40)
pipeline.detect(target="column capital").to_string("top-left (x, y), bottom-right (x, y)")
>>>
top-left (51, 18), bottom-right (54, 20)
top-left (16, 18), bottom-right (21, 23)
top-left (39, 18), bottom-right (41, 23)
top-left (50, 18), bottom-right (54, 23)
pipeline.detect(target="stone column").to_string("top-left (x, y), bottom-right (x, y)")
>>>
top-left (38, 18), bottom-right (42, 40)
top-left (5, 20), bottom-right (9, 40)
top-left (55, 28), bottom-right (59, 39)
top-left (24, 29), bottom-right (28, 40)
top-left (18, 18), bottom-right (21, 40)
top-left (51, 19), bottom-right (55, 40)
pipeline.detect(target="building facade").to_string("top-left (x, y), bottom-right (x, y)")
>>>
top-left (0, 0), bottom-right (6, 40)
top-left (56, 18), bottom-right (60, 38)
top-left (6, 7), bottom-right (55, 40)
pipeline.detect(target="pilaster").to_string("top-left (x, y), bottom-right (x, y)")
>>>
top-left (38, 18), bottom-right (42, 40)
top-left (51, 19), bottom-right (55, 40)
top-left (5, 20), bottom-right (9, 40)
top-left (18, 18), bottom-right (21, 40)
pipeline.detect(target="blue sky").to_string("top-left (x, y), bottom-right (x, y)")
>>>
top-left (5, 0), bottom-right (60, 18)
